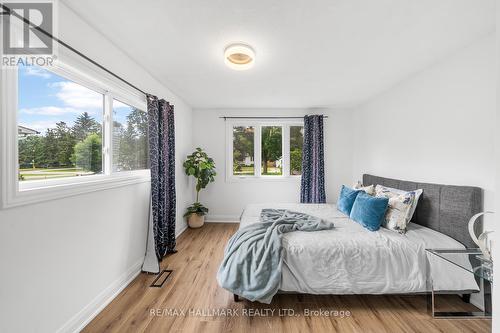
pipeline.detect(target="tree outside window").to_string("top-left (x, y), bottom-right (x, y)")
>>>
top-left (261, 126), bottom-right (282, 175)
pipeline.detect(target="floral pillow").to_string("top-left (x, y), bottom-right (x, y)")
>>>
top-left (375, 185), bottom-right (417, 233)
top-left (375, 185), bottom-right (423, 222)
top-left (383, 193), bottom-right (415, 233)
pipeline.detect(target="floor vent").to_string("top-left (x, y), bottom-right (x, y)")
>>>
top-left (150, 269), bottom-right (173, 288)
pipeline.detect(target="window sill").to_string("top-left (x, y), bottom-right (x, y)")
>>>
top-left (2, 171), bottom-right (151, 209)
top-left (226, 175), bottom-right (301, 183)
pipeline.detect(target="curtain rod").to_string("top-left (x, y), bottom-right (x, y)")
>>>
top-left (219, 116), bottom-right (329, 120)
top-left (0, 4), bottom-right (147, 96)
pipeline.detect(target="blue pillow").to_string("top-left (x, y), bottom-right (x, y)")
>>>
top-left (350, 192), bottom-right (389, 231)
top-left (337, 185), bottom-right (361, 216)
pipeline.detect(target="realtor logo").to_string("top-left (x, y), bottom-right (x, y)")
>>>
top-left (1, 1), bottom-right (53, 54)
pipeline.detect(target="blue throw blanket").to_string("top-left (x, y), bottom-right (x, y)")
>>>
top-left (217, 209), bottom-right (334, 303)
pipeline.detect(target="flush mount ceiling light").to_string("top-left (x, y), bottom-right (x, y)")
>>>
top-left (224, 43), bottom-right (255, 70)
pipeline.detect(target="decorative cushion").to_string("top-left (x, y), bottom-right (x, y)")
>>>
top-left (353, 182), bottom-right (375, 195)
top-left (375, 185), bottom-right (423, 223)
top-left (376, 185), bottom-right (422, 211)
top-left (337, 185), bottom-right (361, 216)
top-left (380, 192), bottom-right (415, 233)
top-left (349, 192), bottom-right (389, 231)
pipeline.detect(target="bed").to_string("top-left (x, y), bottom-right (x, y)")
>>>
top-left (237, 174), bottom-right (483, 296)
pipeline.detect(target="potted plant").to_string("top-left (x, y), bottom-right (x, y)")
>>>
top-left (183, 147), bottom-right (216, 228)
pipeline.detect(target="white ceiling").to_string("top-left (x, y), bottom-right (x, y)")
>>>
top-left (63, 0), bottom-right (495, 109)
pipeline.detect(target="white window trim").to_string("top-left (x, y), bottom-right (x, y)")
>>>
top-left (0, 49), bottom-right (150, 209)
top-left (225, 119), bottom-right (303, 183)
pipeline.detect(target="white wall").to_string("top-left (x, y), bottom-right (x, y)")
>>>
top-left (352, 34), bottom-right (496, 229)
top-left (192, 108), bottom-right (353, 221)
top-left (0, 3), bottom-right (193, 333)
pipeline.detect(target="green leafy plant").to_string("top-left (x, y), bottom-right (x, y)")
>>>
top-left (183, 148), bottom-right (216, 216)
top-left (183, 202), bottom-right (209, 217)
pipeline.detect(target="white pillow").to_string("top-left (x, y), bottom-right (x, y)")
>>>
top-left (375, 185), bottom-right (423, 222)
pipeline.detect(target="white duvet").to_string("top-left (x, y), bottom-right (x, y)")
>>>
top-left (240, 203), bottom-right (478, 294)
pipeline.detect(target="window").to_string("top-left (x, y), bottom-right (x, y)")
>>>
top-left (1, 59), bottom-right (149, 208)
top-left (289, 126), bottom-right (304, 175)
top-left (112, 100), bottom-right (148, 172)
top-left (261, 126), bottom-right (283, 175)
top-left (228, 121), bottom-right (303, 180)
top-left (17, 64), bottom-right (104, 182)
top-left (233, 126), bottom-right (255, 176)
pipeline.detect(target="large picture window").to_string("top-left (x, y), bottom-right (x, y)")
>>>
top-left (17, 64), bottom-right (104, 181)
top-left (1, 59), bottom-right (149, 208)
top-left (228, 121), bottom-right (303, 180)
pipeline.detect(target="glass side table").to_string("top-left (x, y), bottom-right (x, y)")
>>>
top-left (426, 248), bottom-right (492, 319)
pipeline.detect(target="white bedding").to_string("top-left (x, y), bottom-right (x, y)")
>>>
top-left (240, 203), bottom-right (478, 294)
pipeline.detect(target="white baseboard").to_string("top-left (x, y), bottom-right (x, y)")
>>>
top-left (54, 223), bottom-right (195, 333)
top-left (176, 224), bottom-right (188, 237)
top-left (205, 215), bottom-right (240, 223)
top-left (57, 259), bottom-right (143, 333)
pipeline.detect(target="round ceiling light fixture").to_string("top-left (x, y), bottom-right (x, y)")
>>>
top-left (224, 43), bottom-right (255, 70)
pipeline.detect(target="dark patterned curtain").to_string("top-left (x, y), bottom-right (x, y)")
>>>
top-left (142, 94), bottom-right (176, 273)
top-left (300, 115), bottom-right (326, 203)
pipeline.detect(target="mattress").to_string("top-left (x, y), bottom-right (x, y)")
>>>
top-left (240, 203), bottom-right (478, 295)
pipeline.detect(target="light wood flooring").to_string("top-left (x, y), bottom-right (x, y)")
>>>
top-left (83, 223), bottom-right (491, 333)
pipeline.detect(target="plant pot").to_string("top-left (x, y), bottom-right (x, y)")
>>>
top-left (188, 213), bottom-right (205, 228)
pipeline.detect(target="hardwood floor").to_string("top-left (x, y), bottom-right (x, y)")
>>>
top-left (83, 223), bottom-right (491, 333)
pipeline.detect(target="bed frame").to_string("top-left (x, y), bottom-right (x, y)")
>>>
top-left (362, 174), bottom-right (483, 248)
top-left (233, 175), bottom-right (483, 302)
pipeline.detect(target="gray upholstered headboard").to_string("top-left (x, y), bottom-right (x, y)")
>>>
top-left (362, 174), bottom-right (483, 248)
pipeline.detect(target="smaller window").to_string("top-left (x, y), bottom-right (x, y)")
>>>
top-left (112, 100), bottom-right (149, 172)
top-left (233, 126), bottom-right (255, 176)
top-left (227, 121), bottom-right (303, 180)
top-left (261, 126), bottom-right (282, 176)
top-left (289, 126), bottom-right (304, 175)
